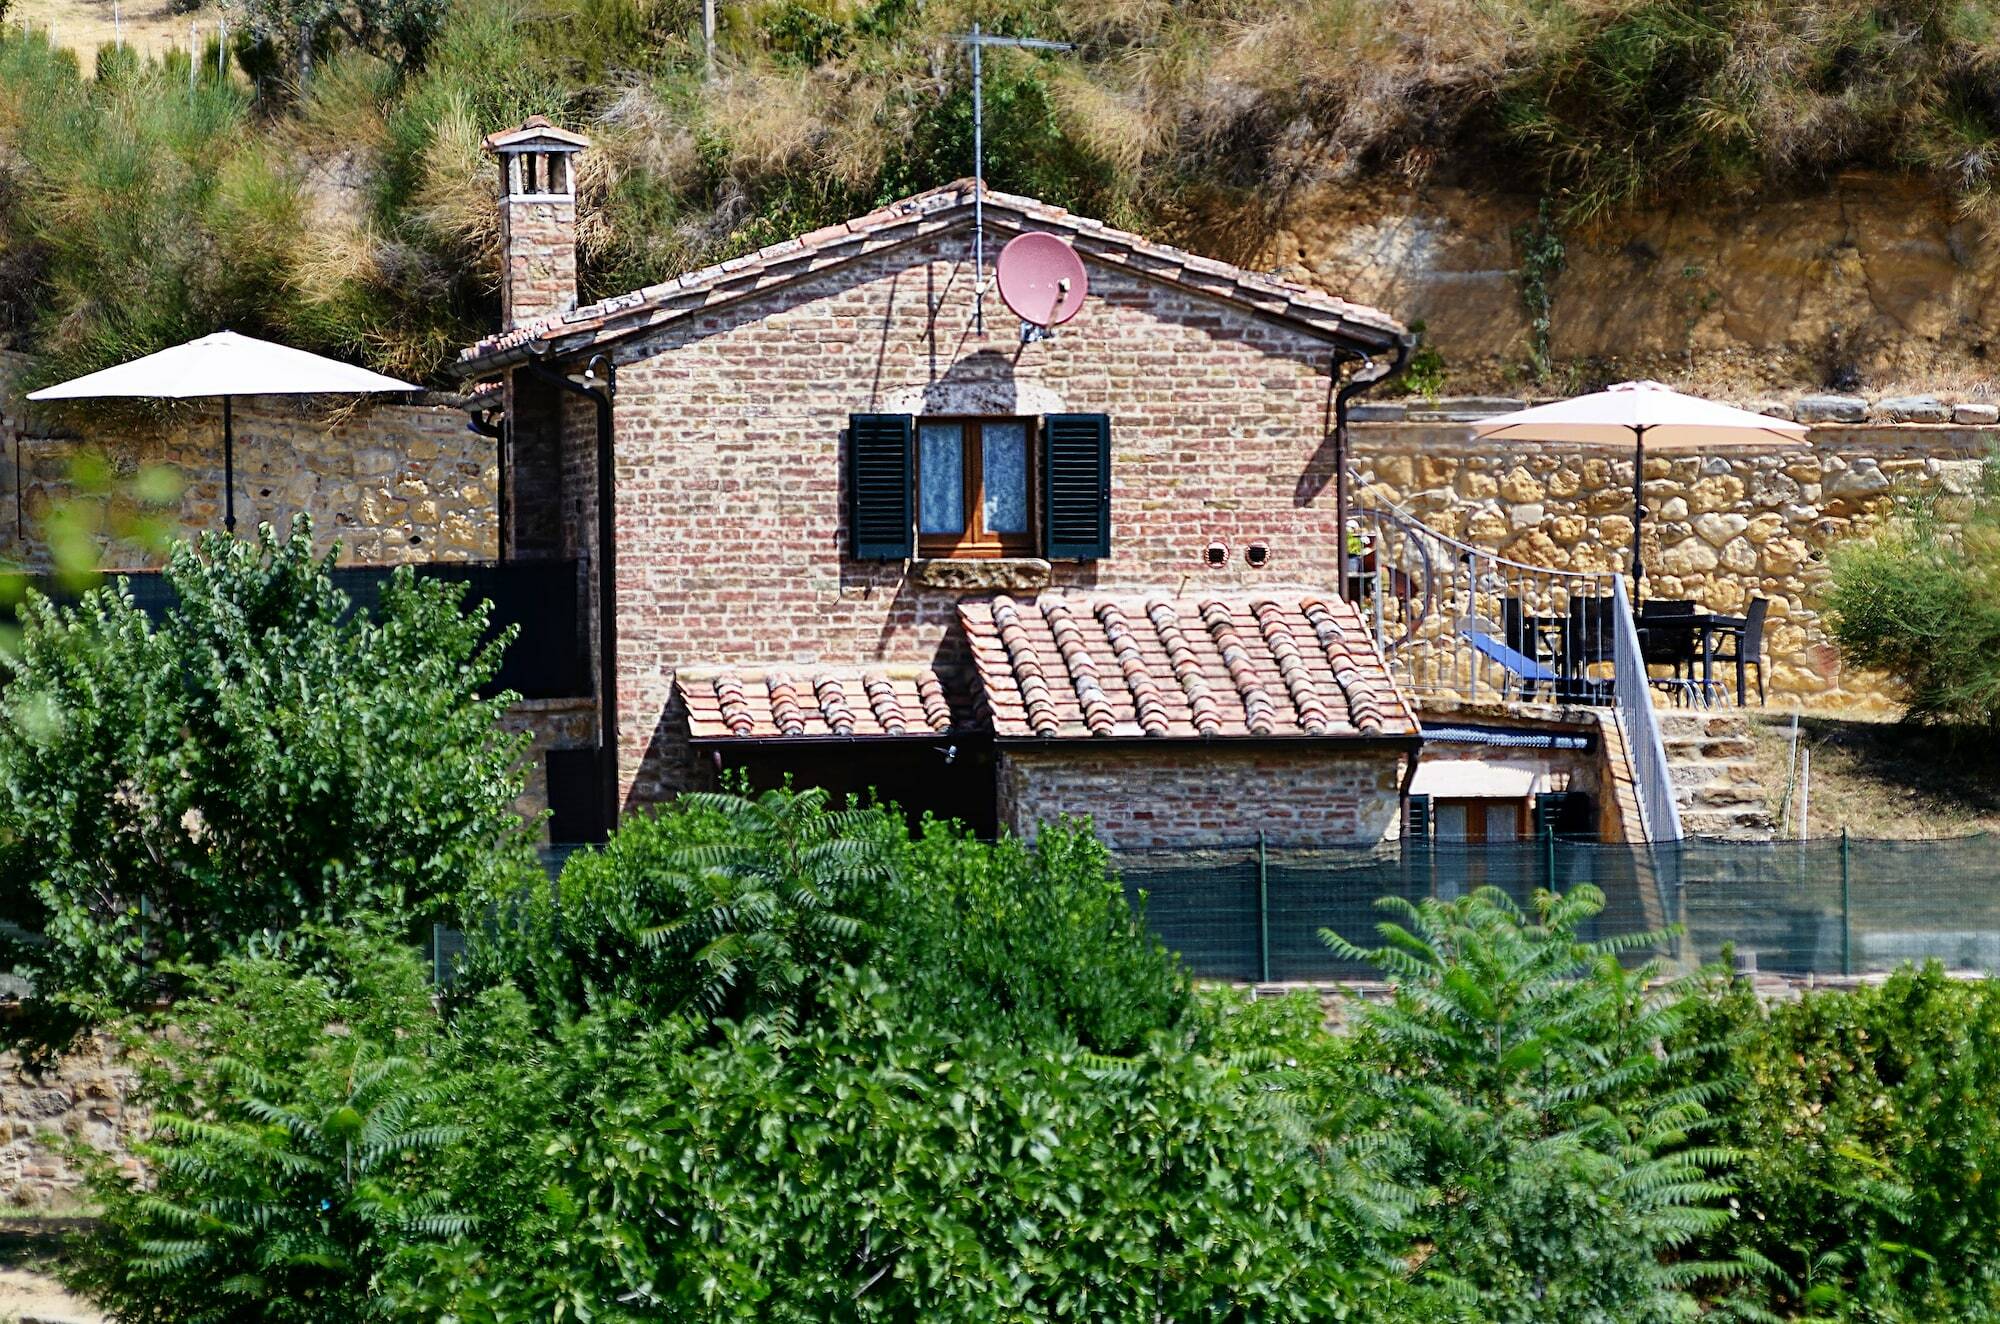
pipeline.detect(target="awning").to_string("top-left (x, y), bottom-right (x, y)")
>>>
top-left (1410, 757), bottom-right (1547, 800)
top-left (678, 666), bottom-right (960, 741)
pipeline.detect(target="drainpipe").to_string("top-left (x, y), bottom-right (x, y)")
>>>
top-left (1331, 334), bottom-right (1415, 602)
top-left (527, 349), bottom-right (619, 837)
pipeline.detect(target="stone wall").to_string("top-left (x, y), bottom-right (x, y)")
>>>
top-left (0, 353), bottom-right (498, 568)
top-left (997, 745), bottom-right (1408, 849)
top-left (1352, 420), bottom-right (1993, 710)
top-left (0, 1036), bottom-right (139, 1210)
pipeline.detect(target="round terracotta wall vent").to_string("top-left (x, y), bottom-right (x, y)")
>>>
top-left (1204, 539), bottom-right (1230, 568)
top-left (1245, 542), bottom-right (1271, 568)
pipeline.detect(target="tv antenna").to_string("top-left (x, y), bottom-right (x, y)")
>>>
top-left (954, 25), bottom-right (1075, 335)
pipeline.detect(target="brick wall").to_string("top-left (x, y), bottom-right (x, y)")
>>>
top-left (543, 229), bottom-right (1367, 813)
top-left (996, 744), bottom-right (1407, 849)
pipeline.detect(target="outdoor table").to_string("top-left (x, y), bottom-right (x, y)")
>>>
top-left (1636, 611), bottom-right (1748, 704)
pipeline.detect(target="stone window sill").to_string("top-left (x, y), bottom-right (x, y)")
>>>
top-left (910, 557), bottom-right (1053, 591)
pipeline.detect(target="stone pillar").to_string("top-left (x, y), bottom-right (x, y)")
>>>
top-left (482, 116), bottom-right (590, 332)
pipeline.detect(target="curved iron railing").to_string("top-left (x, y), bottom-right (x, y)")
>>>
top-left (1347, 499), bottom-right (1684, 841)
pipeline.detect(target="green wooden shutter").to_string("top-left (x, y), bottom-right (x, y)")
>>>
top-left (848, 414), bottom-right (913, 560)
top-left (1405, 794), bottom-right (1433, 840)
top-left (1041, 413), bottom-right (1110, 560)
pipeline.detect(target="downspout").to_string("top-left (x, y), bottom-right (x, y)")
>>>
top-left (527, 349), bottom-right (619, 837)
top-left (1331, 333), bottom-right (1415, 602)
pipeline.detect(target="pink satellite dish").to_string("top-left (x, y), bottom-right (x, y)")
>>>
top-left (995, 232), bottom-right (1088, 328)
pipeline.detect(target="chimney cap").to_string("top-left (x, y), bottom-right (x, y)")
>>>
top-left (483, 115), bottom-right (590, 154)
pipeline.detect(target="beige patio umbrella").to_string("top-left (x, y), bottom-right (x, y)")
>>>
top-left (1470, 381), bottom-right (1808, 592)
top-left (26, 331), bottom-right (418, 533)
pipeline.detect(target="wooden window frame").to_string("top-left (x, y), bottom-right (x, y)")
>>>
top-left (916, 416), bottom-right (1038, 559)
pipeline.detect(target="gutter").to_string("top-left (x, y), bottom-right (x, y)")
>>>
top-left (526, 349), bottom-right (619, 837)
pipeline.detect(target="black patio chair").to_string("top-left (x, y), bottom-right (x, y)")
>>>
top-left (1560, 595), bottom-right (1617, 701)
top-left (1638, 599), bottom-right (1698, 705)
top-left (1708, 596), bottom-right (1771, 705)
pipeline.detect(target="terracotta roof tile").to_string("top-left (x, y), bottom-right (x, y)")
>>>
top-left (457, 180), bottom-right (1406, 371)
top-left (678, 665), bottom-right (960, 741)
top-left (961, 593), bottom-right (1418, 742)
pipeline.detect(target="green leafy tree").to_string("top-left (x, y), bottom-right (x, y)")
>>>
top-left (1828, 457), bottom-right (2000, 728)
top-left (235, 0), bottom-right (451, 80)
top-left (1696, 964), bottom-right (2000, 1319)
top-left (0, 517), bottom-right (533, 1058)
top-left (1326, 886), bottom-right (1744, 1322)
top-left (64, 927), bottom-right (467, 1323)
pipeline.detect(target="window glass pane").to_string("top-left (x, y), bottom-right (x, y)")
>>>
top-left (982, 421), bottom-right (1029, 535)
top-left (1433, 802), bottom-right (1469, 841)
top-left (918, 422), bottom-right (964, 535)
top-left (1482, 801), bottom-right (1524, 843)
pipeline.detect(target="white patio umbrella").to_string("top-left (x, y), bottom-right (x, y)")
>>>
top-left (1470, 381), bottom-right (1808, 591)
top-left (26, 330), bottom-right (418, 532)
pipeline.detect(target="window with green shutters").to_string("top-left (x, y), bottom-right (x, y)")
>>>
top-left (846, 412), bottom-right (1110, 562)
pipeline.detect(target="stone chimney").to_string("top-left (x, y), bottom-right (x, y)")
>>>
top-left (483, 116), bottom-right (589, 330)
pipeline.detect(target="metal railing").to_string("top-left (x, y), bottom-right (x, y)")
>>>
top-left (1612, 575), bottom-right (1684, 842)
top-left (1348, 500), bottom-right (1683, 842)
top-left (1349, 500), bottom-right (1618, 705)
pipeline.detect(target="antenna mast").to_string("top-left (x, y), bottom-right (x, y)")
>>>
top-left (955, 26), bottom-right (1075, 335)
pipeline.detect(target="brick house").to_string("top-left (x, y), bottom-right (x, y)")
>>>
top-left (456, 118), bottom-right (1427, 849)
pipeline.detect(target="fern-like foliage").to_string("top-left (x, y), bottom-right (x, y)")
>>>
top-left (62, 928), bottom-right (466, 1324)
top-left (1323, 885), bottom-right (1754, 1322)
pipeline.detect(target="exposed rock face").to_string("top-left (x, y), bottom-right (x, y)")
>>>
top-left (1271, 173), bottom-right (2000, 396)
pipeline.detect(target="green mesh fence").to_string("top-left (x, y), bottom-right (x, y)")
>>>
top-left (1117, 834), bottom-right (2000, 981)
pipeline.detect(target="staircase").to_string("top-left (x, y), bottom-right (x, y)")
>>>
top-left (1658, 711), bottom-right (1776, 839)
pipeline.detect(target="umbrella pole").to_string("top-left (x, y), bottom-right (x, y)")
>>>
top-left (1630, 423), bottom-right (1646, 603)
top-left (223, 395), bottom-right (235, 534)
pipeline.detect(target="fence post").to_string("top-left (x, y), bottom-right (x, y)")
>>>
top-left (1840, 826), bottom-right (1852, 977)
top-left (1257, 831), bottom-right (1271, 985)
top-left (1543, 822), bottom-right (1556, 894)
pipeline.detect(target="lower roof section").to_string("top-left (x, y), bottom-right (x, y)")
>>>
top-left (679, 666), bottom-right (958, 741)
top-left (960, 591), bottom-right (1420, 742)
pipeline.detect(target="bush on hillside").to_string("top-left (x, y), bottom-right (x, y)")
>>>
top-left (1827, 457), bottom-right (2000, 727)
top-left (0, 517), bottom-right (534, 1059)
top-left (1, 0), bottom-right (1998, 382)
top-left (462, 786), bottom-right (1188, 1052)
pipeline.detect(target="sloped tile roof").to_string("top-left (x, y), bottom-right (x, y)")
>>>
top-left (678, 665), bottom-right (960, 741)
top-left (960, 593), bottom-right (1420, 742)
top-left (456, 180), bottom-right (1407, 372)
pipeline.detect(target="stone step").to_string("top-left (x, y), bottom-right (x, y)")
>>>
top-left (1680, 807), bottom-right (1779, 837)
top-left (1661, 736), bottom-right (1758, 761)
top-left (1657, 712), bottom-right (1755, 739)
top-left (1670, 761), bottom-right (1761, 791)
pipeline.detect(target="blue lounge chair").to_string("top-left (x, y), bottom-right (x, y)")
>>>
top-left (1459, 622), bottom-right (1558, 701)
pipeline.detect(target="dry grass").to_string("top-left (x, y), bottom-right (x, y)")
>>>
top-left (12, 0), bottom-right (222, 64)
top-left (1748, 711), bottom-right (2000, 840)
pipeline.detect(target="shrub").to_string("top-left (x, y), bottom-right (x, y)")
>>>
top-left (413, 968), bottom-right (1383, 1323)
top-left (1827, 457), bottom-right (2000, 727)
top-left (1326, 886), bottom-right (1744, 1321)
top-left (1700, 965), bottom-right (2000, 1319)
top-left (463, 786), bottom-right (1188, 1051)
top-left (63, 926), bottom-right (467, 1323)
top-left (0, 518), bottom-right (534, 1058)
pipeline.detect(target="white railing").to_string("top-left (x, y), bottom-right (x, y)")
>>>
top-left (1611, 575), bottom-right (1685, 842)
